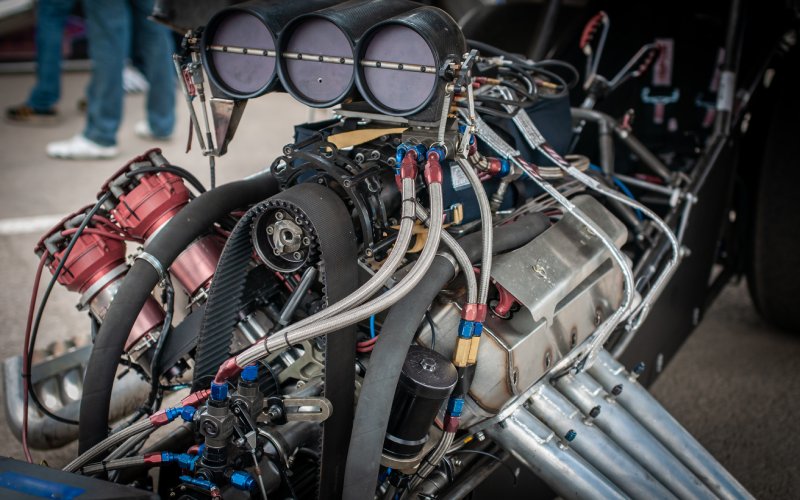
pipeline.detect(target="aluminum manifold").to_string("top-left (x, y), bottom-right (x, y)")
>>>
top-left (417, 195), bottom-right (628, 419)
top-left (416, 195), bottom-right (750, 499)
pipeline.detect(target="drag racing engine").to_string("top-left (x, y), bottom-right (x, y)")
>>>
top-left (5, 1), bottom-right (754, 499)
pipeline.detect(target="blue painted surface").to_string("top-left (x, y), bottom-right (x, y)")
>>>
top-left (0, 471), bottom-right (85, 499)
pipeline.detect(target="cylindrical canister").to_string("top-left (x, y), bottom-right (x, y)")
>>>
top-left (201, 0), bottom-right (338, 99)
top-left (277, 0), bottom-right (418, 108)
top-left (355, 6), bottom-right (466, 118)
top-left (384, 345), bottom-right (457, 458)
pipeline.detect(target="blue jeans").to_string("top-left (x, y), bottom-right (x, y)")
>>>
top-left (27, 0), bottom-right (76, 111)
top-left (82, 0), bottom-right (175, 146)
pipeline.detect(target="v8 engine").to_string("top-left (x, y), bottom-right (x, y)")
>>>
top-left (4, 1), bottom-right (761, 499)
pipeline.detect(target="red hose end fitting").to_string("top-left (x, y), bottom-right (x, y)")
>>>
top-left (462, 303), bottom-right (487, 323)
top-left (149, 411), bottom-right (170, 427)
top-left (399, 150), bottom-right (419, 180)
top-left (143, 452), bottom-right (162, 465)
top-left (180, 389), bottom-right (211, 408)
top-left (493, 284), bottom-right (517, 318)
top-left (214, 358), bottom-right (242, 385)
top-left (487, 158), bottom-right (503, 177)
top-left (443, 415), bottom-right (460, 433)
top-left (424, 155), bottom-right (443, 185)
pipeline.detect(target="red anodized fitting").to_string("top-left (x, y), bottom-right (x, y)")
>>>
top-left (424, 151), bottom-right (443, 185)
top-left (399, 148), bottom-right (419, 180)
top-left (492, 282), bottom-right (518, 318)
top-left (443, 414), bottom-right (460, 433)
top-left (143, 453), bottom-right (163, 465)
top-left (486, 157), bottom-right (503, 177)
top-left (214, 357), bottom-right (243, 385)
top-left (462, 303), bottom-right (488, 323)
top-left (180, 389), bottom-right (211, 408)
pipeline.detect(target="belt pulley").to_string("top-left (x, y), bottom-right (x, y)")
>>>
top-left (193, 182), bottom-right (359, 499)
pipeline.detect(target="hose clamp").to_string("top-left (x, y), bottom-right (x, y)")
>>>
top-left (436, 251), bottom-right (459, 277)
top-left (136, 252), bottom-right (169, 284)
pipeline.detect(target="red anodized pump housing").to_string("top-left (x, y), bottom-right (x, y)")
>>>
top-left (112, 171), bottom-right (190, 241)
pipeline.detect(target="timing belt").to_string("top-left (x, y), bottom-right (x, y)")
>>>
top-left (192, 182), bottom-right (359, 499)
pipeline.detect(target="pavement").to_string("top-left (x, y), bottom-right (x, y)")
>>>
top-left (0, 72), bottom-right (797, 497)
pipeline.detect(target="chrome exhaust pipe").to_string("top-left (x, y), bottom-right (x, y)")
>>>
top-left (484, 406), bottom-right (626, 500)
top-left (3, 350), bottom-right (149, 449)
top-left (528, 384), bottom-right (676, 499)
top-left (590, 350), bottom-right (753, 500)
top-left (554, 371), bottom-right (716, 499)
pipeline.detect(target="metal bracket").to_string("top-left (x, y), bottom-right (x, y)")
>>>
top-left (265, 396), bottom-right (332, 424)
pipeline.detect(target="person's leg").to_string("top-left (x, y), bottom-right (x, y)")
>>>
top-left (27, 0), bottom-right (76, 111)
top-left (131, 0), bottom-right (175, 138)
top-left (82, 0), bottom-right (130, 146)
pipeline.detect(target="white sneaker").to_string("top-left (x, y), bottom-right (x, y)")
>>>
top-left (134, 120), bottom-right (172, 141)
top-left (46, 134), bottom-right (119, 160)
top-left (123, 65), bottom-right (149, 94)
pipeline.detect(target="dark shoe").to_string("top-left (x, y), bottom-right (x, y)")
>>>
top-left (5, 104), bottom-right (59, 125)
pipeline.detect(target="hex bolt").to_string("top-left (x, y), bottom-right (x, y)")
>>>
top-left (631, 362), bottom-right (646, 381)
top-left (584, 405), bottom-right (601, 426)
top-left (475, 431), bottom-right (486, 442)
top-left (564, 429), bottom-right (577, 442)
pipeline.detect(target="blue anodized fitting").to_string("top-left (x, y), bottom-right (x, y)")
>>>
top-left (458, 319), bottom-right (476, 339)
top-left (427, 145), bottom-right (446, 161)
top-left (180, 405), bottom-right (196, 422)
top-left (179, 475), bottom-right (217, 492)
top-left (240, 364), bottom-right (259, 383)
top-left (446, 397), bottom-right (464, 417)
top-left (210, 381), bottom-right (228, 402)
top-left (230, 470), bottom-right (256, 491)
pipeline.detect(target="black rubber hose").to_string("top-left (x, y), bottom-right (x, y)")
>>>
top-left (343, 212), bottom-right (550, 500)
top-left (78, 172), bottom-right (279, 453)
